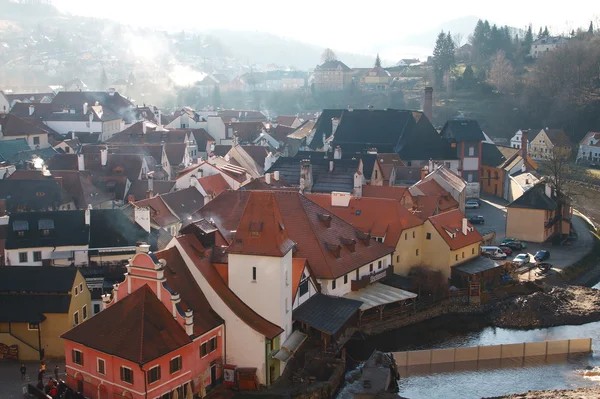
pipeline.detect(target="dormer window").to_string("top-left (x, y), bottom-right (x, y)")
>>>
top-left (13, 220), bottom-right (29, 237)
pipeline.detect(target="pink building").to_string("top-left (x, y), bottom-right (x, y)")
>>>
top-left (62, 245), bottom-right (225, 399)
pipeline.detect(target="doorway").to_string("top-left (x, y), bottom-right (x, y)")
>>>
top-left (210, 363), bottom-right (217, 387)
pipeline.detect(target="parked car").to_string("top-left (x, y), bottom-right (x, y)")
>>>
top-left (469, 215), bottom-right (485, 224)
top-left (499, 246), bottom-right (513, 256)
top-left (534, 250), bottom-right (550, 262)
top-left (501, 239), bottom-right (527, 250)
top-left (481, 246), bottom-right (507, 259)
top-left (513, 253), bottom-right (530, 265)
top-left (465, 199), bottom-right (480, 209)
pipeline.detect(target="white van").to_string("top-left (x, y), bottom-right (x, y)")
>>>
top-left (481, 246), bottom-right (507, 259)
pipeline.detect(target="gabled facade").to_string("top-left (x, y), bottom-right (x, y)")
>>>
top-left (529, 128), bottom-right (571, 160)
top-left (530, 36), bottom-right (568, 58)
top-left (439, 119), bottom-right (485, 185)
top-left (62, 247), bottom-right (224, 399)
top-left (312, 60), bottom-right (353, 92)
top-left (576, 131), bottom-right (600, 163)
top-left (0, 113), bottom-right (50, 149)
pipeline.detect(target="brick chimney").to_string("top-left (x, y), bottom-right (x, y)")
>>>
top-left (424, 87), bottom-right (433, 121)
top-left (521, 130), bottom-right (528, 160)
top-left (300, 160), bottom-right (313, 193)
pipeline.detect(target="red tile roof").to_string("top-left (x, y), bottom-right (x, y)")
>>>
top-left (134, 197), bottom-right (179, 227)
top-left (193, 191), bottom-right (394, 279)
top-left (427, 209), bottom-right (482, 251)
top-left (241, 175), bottom-right (294, 190)
top-left (197, 174), bottom-right (230, 198)
top-left (156, 247), bottom-right (224, 336)
top-left (411, 180), bottom-right (459, 211)
top-left (361, 185), bottom-right (412, 203)
top-left (0, 113), bottom-right (51, 137)
top-left (412, 196), bottom-right (439, 220)
top-left (227, 192), bottom-right (296, 257)
top-left (306, 194), bottom-right (423, 247)
top-left (61, 285), bottom-right (191, 364)
top-left (176, 234), bottom-right (283, 339)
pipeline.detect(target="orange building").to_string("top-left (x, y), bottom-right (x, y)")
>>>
top-left (62, 246), bottom-right (224, 399)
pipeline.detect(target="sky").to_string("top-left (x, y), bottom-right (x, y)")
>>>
top-left (52, 0), bottom-right (600, 54)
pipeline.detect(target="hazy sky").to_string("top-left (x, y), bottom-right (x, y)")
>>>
top-left (52, 0), bottom-right (600, 53)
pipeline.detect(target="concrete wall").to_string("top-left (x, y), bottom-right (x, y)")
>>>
top-left (392, 338), bottom-right (592, 367)
top-left (506, 207), bottom-right (547, 243)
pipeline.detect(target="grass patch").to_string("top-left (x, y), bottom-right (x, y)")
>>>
top-left (558, 230), bottom-right (600, 282)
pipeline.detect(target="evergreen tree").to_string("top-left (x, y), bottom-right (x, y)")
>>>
top-left (523, 25), bottom-right (533, 53)
top-left (538, 27), bottom-right (543, 38)
top-left (589, 21), bottom-right (594, 34)
top-left (432, 31), bottom-right (455, 87)
top-left (543, 26), bottom-right (549, 36)
top-left (100, 68), bottom-right (108, 89)
top-left (375, 53), bottom-right (382, 68)
top-left (212, 85), bottom-right (221, 108)
top-left (462, 65), bottom-right (475, 88)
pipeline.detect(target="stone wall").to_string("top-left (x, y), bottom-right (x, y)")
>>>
top-left (288, 359), bottom-right (346, 399)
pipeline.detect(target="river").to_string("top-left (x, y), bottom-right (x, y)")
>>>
top-left (342, 282), bottom-right (600, 399)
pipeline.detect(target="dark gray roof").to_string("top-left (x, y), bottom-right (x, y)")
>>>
top-left (89, 209), bottom-right (150, 249)
top-left (454, 256), bottom-right (503, 275)
top-left (330, 109), bottom-right (456, 160)
top-left (292, 293), bottom-right (362, 335)
top-left (316, 60), bottom-right (352, 71)
top-left (309, 109), bottom-right (343, 150)
top-left (0, 179), bottom-right (70, 212)
top-left (160, 188), bottom-right (205, 221)
top-left (267, 156), bottom-right (358, 193)
top-left (0, 266), bottom-right (78, 293)
top-left (291, 150), bottom-right (376, 179)
top-left (440, 119), bottom-right (486, 142)
top-left (125, 180), bottom-right (175, 202)
top-left (481, 143), bottom-right (508, 168)
top-left (507, 183), bottom-right (557, 210)
top-left (213, 145), bottom-right (231, 157)
top-left (0, 294), bottom-right (72, 322)
top-left (5, 211), bottom-right (89, 249)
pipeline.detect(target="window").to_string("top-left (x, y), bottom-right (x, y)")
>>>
top-left (369, 263), bottom-right (373, 272)
top-left (201, 342), bottom-right (208, 358)
top-left (468, 146), bottom-right (475, 156)
top-left (93, 304), bottom-right (100, 314)
top-left (170, 356), bottom-right (182, 374)
top-left (404, 233), bottom-right (407, 240)
top-left (80, 283), bottom-right (83, 292)
top-left (462, 252), bottom-right (465, 259)
top-left (120, 366), bottom-right (133, 384)
top-left (396, 255), bottom-right (399, 263)
top-left (83, 305), bottom-right (88, 320)
top-left (344, 274), bottom-right (348, 284)
top-left (74, 311), bottom-right (79, 326)
top-left (472, 248), bottom-right (475, 255)
top-left (28, 323), bottom-right (39, 330)
top-left (467, 173), bottom-right (473, 183)
top-left (209, 337), bottom-right (217, 352)
top-left (426, 233), bottom-right (432, 240)
top-left (413, 231), bottom-right (415, 238)
top-left (97, 358), bottom-right (106, 375)
top-left (299, 279), bottom-right (309, 297)
top-left (252, 267), bottom-right (256, 281)
top-left (33, 251), bottom-right (42, 262)
top-left (148, 366), bottom-right (161, 384)
top-left (19, 252), bottom-right (28, 263)
top-left (375, 170), bottom-right (378, 179)
top-left (75, 286), bottom-right (79, 296)
top-left (332, 279), bottom-right (337, 290)
top-left (416, 249), bottom-right (419, 256)
top-left (72, 349), bottom-right (83, 366)
top-left (378, 260), bottom-right (382, 269)
top-left (33, 136), bottom-right (40, 145)
top-left (455, 254), bottom-right (459, 261)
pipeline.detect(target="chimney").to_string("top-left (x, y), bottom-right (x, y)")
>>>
top-left (135, 242), bottom-right (151, 254)
top-left (77, 154), bottom-right (85, 171)
top-left (184, 309), bottom-right (194, 336)
top-left (421, 166), bottom-right (429, 180)
top-left (424, 87), bottom-right (433, 121)
top-left (88, 113), bottom-right (93, 134)
top-left (127, 194), bottom-right (135, 203)
top-left (148, 176), bottom-right (154, 192)
top-left (274, 171), bottom-right (280, 181)
top-left (331, 118), bottom-right (340, 135)
top-left (71, 131), bottom-right (76, 140)
top-left (101, 293), bottom-right (111, 310)
top-left (347, 105), bottom-right (353, 112)
top-left (353, 172), bottom-right (363, 197)
top-left (135, 207), bottom-right (151, 233)
top-left (29, 105), bottom-right (35, 116)
top-left (142, 122), bottom-right (147, 134)
top-left (83, 102), bottom-right (88, 115)
top-left (334, 146), bottom-right (342, 160)
top-left (462, 217), bottom-right (468, 235)
top-left (157, 109), bottom-right (162, 125)
top-left (521, 130), bottom-right (528, 159)
top-left (329, 160), bottom-right (334, 172)
top-left (545, 183), bottom-right (552, 198)
top-left (85, 208), bottom-right (91, 226)
top-left (100, 148), bottom-right (108, 166)
top-left (265, 173), bottom-right (271, 185)
top-left (108, 88), bottom-right (115, 96)
top-left (300, 160), bottom-right (313, 193)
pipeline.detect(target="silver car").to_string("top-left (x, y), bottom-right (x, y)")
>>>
top-left (465, 199), bottom-right (480, 209)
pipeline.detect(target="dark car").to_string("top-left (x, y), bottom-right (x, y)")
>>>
top-left (534, 250), bottom-right (550, 262)
top-left (469, 215), bottom-right (485, 225)
top-left (501, 240), bottom-right (527, 250)
top-left (499, 246), bottom-right (513, 256)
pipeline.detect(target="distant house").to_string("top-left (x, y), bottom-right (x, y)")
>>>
top-left (363, 66), bottom-right (392, 91)
top-left (0, 267), bottom-right (91, 360)
top-left (0, 113), bottom-right (51, 149)
top-left (530, 36), bottom-right (568, 58)
top-left (275, 115), bottom-right (302, 128)
top-left (506, 182), bottom-right (571, 243)
top-left (312, 60), bottom-right (353, 92)
top-left (510, 129), bottom-right (530, 149)
top-left (576, 131), bottom-right (600, 163)
top-left (529, 128), bottom-right (570, 161)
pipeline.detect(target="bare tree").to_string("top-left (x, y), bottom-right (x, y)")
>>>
top-left (321, 48), bottom-right (337, 63)
top-left (453, 32), bottom-right (464, 48)
top-left (409, 265), bottom-right (448, 301)
top-left (488, 50), bottom-right (515, 93)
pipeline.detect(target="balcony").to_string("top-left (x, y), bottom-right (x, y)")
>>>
top-left (351, 266), bottom-right (392, 291)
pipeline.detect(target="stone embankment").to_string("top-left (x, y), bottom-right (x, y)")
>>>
top-left (484, 386), bottom-right (600, 399)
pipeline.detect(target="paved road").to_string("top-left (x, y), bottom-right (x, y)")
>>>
top-left (0, 360), bottom-right (65, 399)
top-left (465, 196), bottom-right (594, 271)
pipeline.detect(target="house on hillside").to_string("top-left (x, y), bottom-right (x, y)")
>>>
top-left (363, 66), bottom-right (392, 91)
top-left (312, 60), bottom-right (353, 92)
top-left (0, 267), bottom-right (91, 360)
top-left (576, 131), bottom-right (600, 164)
top-left (530, 36), bottom-right (568, 58)
top-left (529, 128), bottom-right (570, 160)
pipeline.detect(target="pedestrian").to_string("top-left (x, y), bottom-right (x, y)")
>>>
top-left (20, 364), bottom-right (26, 380)
top-left (54, 365), bottom-right (59, 380)
top-left (37, 368), bottom-right (44, 383)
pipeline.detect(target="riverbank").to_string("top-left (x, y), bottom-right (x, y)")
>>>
top-left (488, 284), bottom-right (600, 329)
top-left (484, 385), bottom-right (600, 398)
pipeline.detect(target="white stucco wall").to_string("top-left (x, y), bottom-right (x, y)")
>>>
top-left (207, 117), bottom-right (226, 144)
top-left (319, 254), bottom-right (392, 297)
top-left (44, 120), bottom-right (103, 135)
top-left (5, 246), bottom-right (88, 266)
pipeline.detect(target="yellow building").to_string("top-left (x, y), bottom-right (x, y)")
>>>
top-left (529, 128), bottom-right (570, 161)
top-left (363, 66), bottom-right (392, 91)
top-left (422, 209), bottom-right (483, 279)
top-left (506, 182), bottom-right (571, 243)
top-left (0, 267), bottom-right (91, 361)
